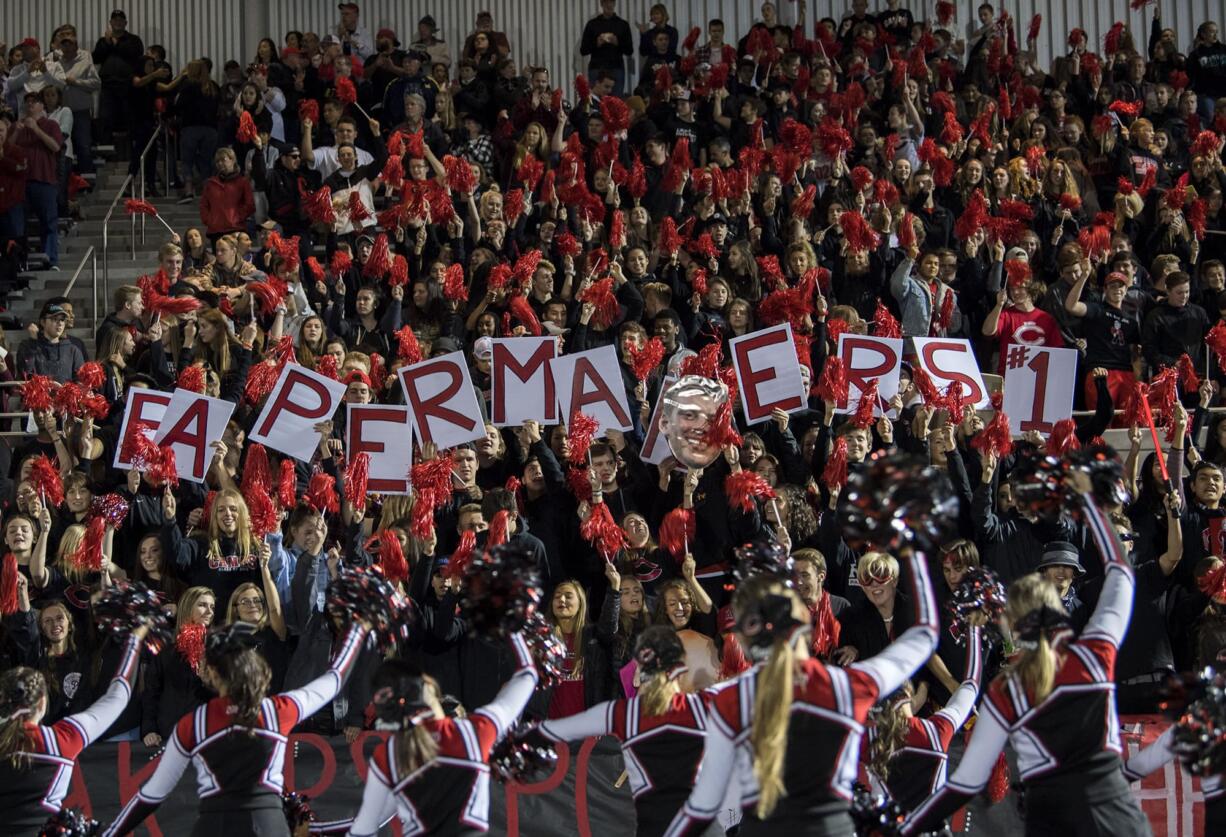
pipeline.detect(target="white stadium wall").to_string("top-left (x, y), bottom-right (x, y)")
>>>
top-left (2, 1), bottom-right (1225, 94)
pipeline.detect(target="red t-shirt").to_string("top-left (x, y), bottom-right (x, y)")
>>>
top-left (12, 117), bottom-right (63, 184)
top-left (995, 307), bottom-right (1065, 374)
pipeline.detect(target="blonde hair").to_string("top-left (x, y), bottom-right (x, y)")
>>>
top-left (54, 523), bottom-right (88, 585)
top-left (857, 552), bottom-right (900, 586)
top-left (549, 580), bottom-right (589, 679)
top-left (868, 683), bottom-right (914, 781)
top-left (639, 668), bottom-right (684, 717)
top-left (226, 582), bottom-right (269, 630)
top-left (733, 577), bottom-right (807, 819)
top-left (176, 586), bottom-right (216, 631)
top-left (1003, 574), bottom-right (1067, 704)
top-left (206, 488), bottom-right (257, 561)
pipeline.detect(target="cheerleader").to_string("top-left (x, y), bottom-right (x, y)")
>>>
top-left (665, 544), bottom-right (939, 836)
top-left (102, 620), bottom-right (367, 836)
top-left (539, 626), bottom-right (711, 837)
top-left (902, 488), bottom-right (1149, 835)
top-left (341, 632), bottom-right (538, 836)
top-left (867, 625), bottom-right (984, 810)
top-left (0, 623), bottom-right (146, 835)
top-left (1121, 725), bottom-right (1224, 832)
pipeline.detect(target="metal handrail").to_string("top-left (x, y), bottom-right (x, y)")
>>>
top-left (62, 245), bottom-right (97, 328)
top-left (135, 124), bottom-right (163, 252)
top-left (100, 171), bottom-right (134, 337)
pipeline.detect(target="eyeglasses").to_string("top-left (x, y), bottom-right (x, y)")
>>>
top-left (237, 596), bottom-right (264, 607)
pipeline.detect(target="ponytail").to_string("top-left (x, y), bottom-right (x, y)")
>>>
top-left (0, 667), bottom-right (44, 767)
top-left (213, 648), bottom-right (271, 731)
top-left (638, 670), bottom-right (683, 717)
top-left (1013, 633), bottom-right (1058, 704)
top-left (1004, 574), bottom-right (1066, 704)
top-left (868, 691), bottom-right (912, 781)
top-left (751, 638), bottom-right (796, 819)
top-left (395, 724), bottom-right (440, 774)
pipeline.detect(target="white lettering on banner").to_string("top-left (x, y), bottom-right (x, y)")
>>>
top-left (833, 334), bottom-right (903, 418)
top-left (112, 389), bottom-right (171, 470)
top-left (346, 404), bottom-right (413, 495)
top-left (397, 351), bottom-right (486, 448)
top-left (551, 344), bottom-right (634, 434)
top-left (153, 390), bottom-right (236, 484)
top-left (249, 364), bottom-right (349, 461)
top-left (910, 337), bottom-right (991, 409)
top-left (1002, 345), bottom-right (1077, 437)
top-left (729, 323), bottom-right (807, 423)
top-left (490, 337), bottom-right (558, 427)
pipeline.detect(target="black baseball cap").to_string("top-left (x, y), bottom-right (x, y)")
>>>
top-left (110, 9), bottom-right (127, 19)
top-left (40, 302), bottom-right (69, 319)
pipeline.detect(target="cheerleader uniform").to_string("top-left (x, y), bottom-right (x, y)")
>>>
top-left (878, 626), bottom-right (984, 811)
top-left (0, 635), bottom-right (141, 835)
top-left (341, 633), bottom-right (539, 837)
top-left (664, 548), bottom-right (940, 837)
top-left (102, 625), bottom-right (367, 837)
top-left (1122, 725), bottom-right (1225, 832)
top-left (903, 495), bottom-right (1149, 836)
top-left (539, 691), bottom-right (710, 836)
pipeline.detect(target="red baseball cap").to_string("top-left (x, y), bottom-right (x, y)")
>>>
top-left (376, 28), bottom-right (400, 47)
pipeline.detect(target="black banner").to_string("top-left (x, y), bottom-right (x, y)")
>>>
top-left (67, 734), bottom-right (636, 836)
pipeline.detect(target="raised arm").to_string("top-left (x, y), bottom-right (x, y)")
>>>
top-left (933, 625), bottom-right (984, 733)
top-left (342, 760), bottom-right (400, 837)
top-left (1077, 488), bottom-right (1135, 648)
top-left (473, 632), bottom-right (540, 740)
top-left (902, 699), bottom-right (1010, 835)
top-left (849, 546), bottom-right (940, 697)
top-left (539, 699), bottom-right (616, 742)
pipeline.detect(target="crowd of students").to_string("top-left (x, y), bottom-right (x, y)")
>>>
top-left (1, 1), bottom-right (1226, 835)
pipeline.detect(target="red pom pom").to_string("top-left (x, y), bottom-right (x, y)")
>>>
top-left (815, 118), bottom-right (853, 160)
top-left (335, 75), bottom-right (357, 105)
top-left (600, 96), bottom-right (629, 135)
top-left (344, 452), bottom-right (370, 509)
top-left (177, 364), bottom-right (206, 394)
top-left (581, 503), bottom-right (626, 560)
top-left (443, 263), bottom-right (468, 302)
top-left (30, 455), bottom-right (64, 508)
top-left (515, 156), bottom-right (545, 191)
top-left (987, 750), bottom-right (1010, 804)
top-left (68, 516), bottom-right (107, 571)
top-left (841, 211), bottom-right (880, 254)
top-left (970, 410), bottom-right (1014, 459)
top-left (503, 188), bottom-right (525, 225)
top-left (0, 553), bottom-right (17, 616)
top-left (298, 98), bottom-right (319, 124)
top-left (176, 624), bottom-right (206, 670)
top-left (1198, 562), bottom-right (1226, 602)
top-left (872, 301), bottom-right (902, 340)
top-left (236, 110), bottom-right (258, 143)
top-left (507, 294), bottom-right (543, 336)
top-left (815, 356), bottom-right (849, 407)
top-left (577, 277), bottom-right (620, 329)
top-left (852, 379), bottom-right (879, 428)
top-left (302, 183), bottom-right (337, 225)
top-left (682, 26), bottom-right (702, 53)
top-left (1045, 418), bottom-right (1080, 456)
top-left (1177, 353), bottom-right (1201, 393)
top-left (394, 325), bottom-right (422, 365)
top-left (659, 217), bottom-right (684, 258)
top-left (704, 398), bottom-right (743, 450)
top-left (1028, 14), bottom-right (1042, 41)
top-left (445, 529), bottom-right (477, 580)
top-left (628, 336), bottom-right (665, 382)
top-left (123, 198), bottom-right (158, 217)
top-left (725, 470), bottom-right (777, 513)
top-left (659, 507), bottom-right (695, 559)
top-left (822, 436), bottom-right (849, 490)
top-left (306, 471), bottom-right (340, 515)
top-left (380, 154), bottom-right (405, 190)
top-left (278, 458), bottom-right (296, 509)
top-left (575, 74), bottom-right (591, 101)
top-left (76, 361), bottom-right (105, 392)
top-left (443, 155), bottom-right (477, 194)
top-left (790, 183), bottom-right (818, 220)
top-left (487, 509), bottom-right (512, 548)
top-left (566, 411), bottom-right (600, 465)
top-left (149, 446), bottom-right (179, 490)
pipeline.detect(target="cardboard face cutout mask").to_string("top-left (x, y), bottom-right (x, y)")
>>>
top-left (658, 375), bottom-right (729, 469)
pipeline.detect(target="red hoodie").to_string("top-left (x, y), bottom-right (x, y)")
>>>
top-left (199, 171), bottom-right (255, 235)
